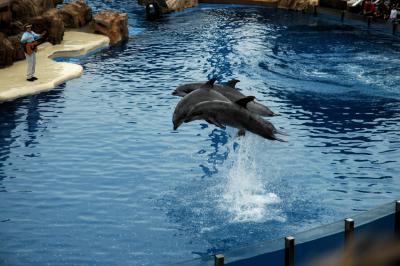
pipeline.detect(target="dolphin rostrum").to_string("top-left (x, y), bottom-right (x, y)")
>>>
top-left (183, 100), bottom-right (283, 141)
top-left (172, 79), bottom-right (231, 130)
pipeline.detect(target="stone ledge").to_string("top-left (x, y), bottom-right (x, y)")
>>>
top-left (0, 30), bottom-right (110, 102)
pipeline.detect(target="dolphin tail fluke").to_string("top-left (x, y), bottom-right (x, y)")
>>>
top-left (277, 130), bottom-right (289, 136)
top-left (226, 79), bottom-right (240, 88)
top-left (266, 131), bottom-right (287, 142)
top-left (262, 133), bottom-right (285, 142)
top-left (235, 96), bottom-right (256, 108)
top-left (273, 129), bottom-right (288, 142)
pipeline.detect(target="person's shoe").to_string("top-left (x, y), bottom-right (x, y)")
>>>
top-left (32, 77), bottom-right (38, 80)
top-left (26, 77), bottom-right (35, 82)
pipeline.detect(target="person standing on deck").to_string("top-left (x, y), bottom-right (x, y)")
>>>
top-left (20, 24), bottom-right (46, 82)
top-left (389, 5), bottom-right (398, 21)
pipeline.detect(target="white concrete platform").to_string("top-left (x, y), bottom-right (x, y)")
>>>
top-left (0, 30), bottom-right (110, 102)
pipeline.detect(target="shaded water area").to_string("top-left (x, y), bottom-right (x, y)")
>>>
top-left (1, 1), bottom-right (400, 265)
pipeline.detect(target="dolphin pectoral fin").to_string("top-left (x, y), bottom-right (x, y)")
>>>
top-left (237, 129), bottom-right (246, 137)
top-left (202, 78), bottom-right (217, 89)
top-left (206, 118), bottom-right (225, 129)
top-left (235, 96), bottom-right (256, 108)
top-left (226, 79), bottom-right (240, 88)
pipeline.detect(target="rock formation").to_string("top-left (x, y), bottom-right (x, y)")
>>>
top-left (0, 32), bottom-right (15, 67)
top-left (30, 8), bottom-right (64, 44)
top-left (93, 10), bottom-right (128, 45)
top-left (7, 33), bottom-right (25, 61)
top-left (0, 0), bottom-right (12, 27)
top-left (10, 0), bottom-right (60, 21)
top-left (138, 0), bottom-right (198, 14)
top-left (59, 0), bottom-right (92, 28)
top-left (166, 0), bottom-right (198, 12)
top-left (278, 0), bottom-right (318, 10)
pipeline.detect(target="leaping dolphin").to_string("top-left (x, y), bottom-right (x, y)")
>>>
top-left (171, 79), bottom-right (239, 97)
top-left (172, 78), bottom-right (231, 130)
top-left (214, 80), bottom-right (277, 117)
top-left (182, 100), bottom-right (283, 141)
top-left (172, 79), bottom-right (278, 117)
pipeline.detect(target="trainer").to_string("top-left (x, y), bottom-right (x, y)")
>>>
top-left (20, 24), bottom-right (45, 82)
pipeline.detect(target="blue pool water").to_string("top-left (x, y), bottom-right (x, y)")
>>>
top-left (1, 1), bottom-right (400, 265)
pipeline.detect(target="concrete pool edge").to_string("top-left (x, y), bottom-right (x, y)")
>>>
top-left (0, 30), bottom-right (110, 103)
top-left (170, 199), bottom-right (400, 265)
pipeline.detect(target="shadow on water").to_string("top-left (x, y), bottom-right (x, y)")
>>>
top-left (0, 102), bottom-right (19, 191)
top-left (0, 85), bottom-right (66, 191)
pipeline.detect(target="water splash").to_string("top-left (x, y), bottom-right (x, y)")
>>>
top-left (219, 134), bottom-right (285, 223)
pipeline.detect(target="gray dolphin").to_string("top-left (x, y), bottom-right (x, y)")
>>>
top-left (171, 80), bottom-right (237, 97)
top-left (172, 79), bottom-right (278, 117)
top-left (183, 100), bottom-right (283, 141)
top-left (172, 82), bottom-right (202, 97)
top-left (214, 80), bottom-right (278, 117)
top-left (172, 79), bottom-right (231, 130)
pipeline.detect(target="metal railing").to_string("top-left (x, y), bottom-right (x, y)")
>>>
top-left (171, 199), bottom-right (400, 266)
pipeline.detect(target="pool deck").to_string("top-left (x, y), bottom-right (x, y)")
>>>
top-left (0, 31), bottom-right (110, 102)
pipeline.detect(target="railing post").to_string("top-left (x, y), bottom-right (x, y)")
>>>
top-left (344, 218), bottom-right (354, 245)
top-left (392, 20), bottom-right (397, 35)
top-left (313, 5), bottom-right (318, 16)
top-left (367, 16), bottom-right (372, 28)
top-left (214, 254), bottom-right (224, 266)
top-left (395, 200), bottom-right (400, 238)
top-left (285, 236), bottom-right (294, 266)
top-left (341, 10), bottom-right (345, 22)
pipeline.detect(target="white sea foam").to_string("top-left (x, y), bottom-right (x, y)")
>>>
top-left (218, 134), bottom-right (285, 223)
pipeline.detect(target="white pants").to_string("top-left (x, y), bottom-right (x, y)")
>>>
top-left (25, 52), bottom-right (36, 79)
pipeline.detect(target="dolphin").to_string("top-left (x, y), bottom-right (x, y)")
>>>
top-left (171, 79), bottom-right (238, 97)
top-left (183, 99), bottom-right (283, 141)
top-left (213, 80), bottom-right (278, 117)
top-left (172, 79), bottom-right (231, 130)
top-left (172, 79), bottom-right (278, 117)
top-left (172, 82), bottom-right (202, 97)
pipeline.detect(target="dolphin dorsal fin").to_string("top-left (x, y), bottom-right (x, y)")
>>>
top-left (235, 96), bottom-right (255, 108)
top-left (226, 79), bottom-right (240, 88)
top-left (201, 78), bottom-right (217, 89)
